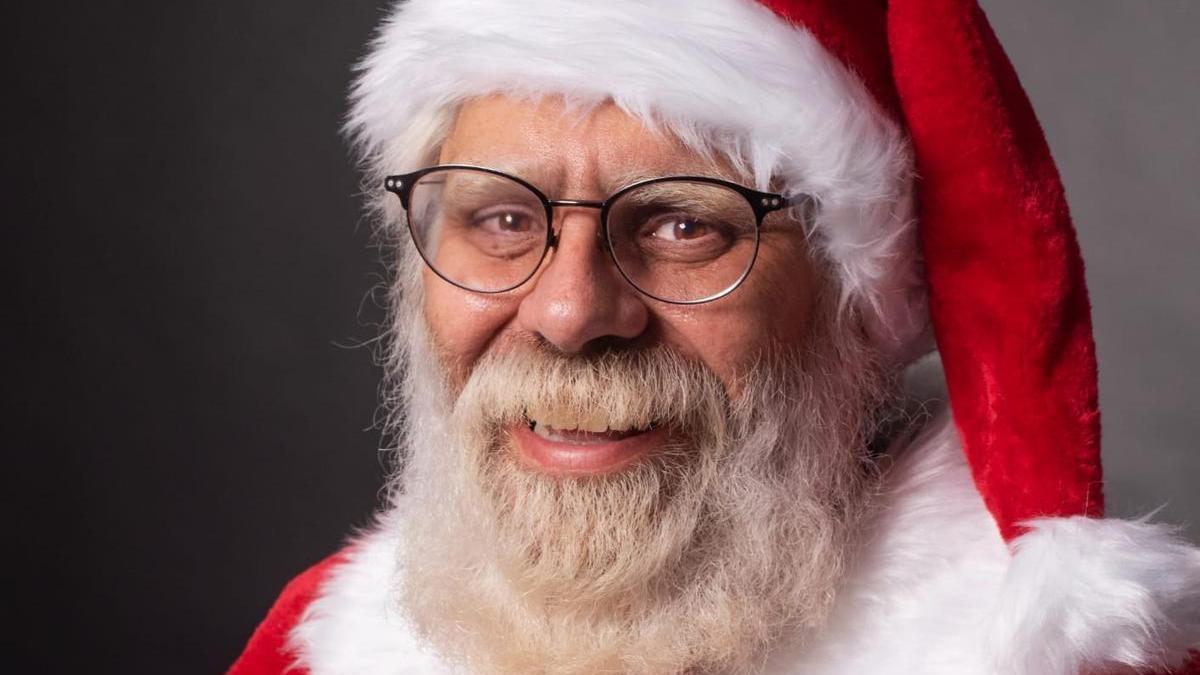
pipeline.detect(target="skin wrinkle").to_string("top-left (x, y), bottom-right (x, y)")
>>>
top-left (426, 95), bottom-right (820, 396)
top-left (382, 94), bottom-right (899, 674)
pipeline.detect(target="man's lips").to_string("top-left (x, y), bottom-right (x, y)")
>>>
top-left (509, 421), bottom-right (665, 476)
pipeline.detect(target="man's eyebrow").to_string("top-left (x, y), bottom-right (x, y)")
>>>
top-left (601, 164), bottom-right (743, 194)
top-left (601, 168), bottom-right (659, 193)
top-left (437, 157), bottom-right (747, 197)
top-left (441, 157), bottom-right (564, 195)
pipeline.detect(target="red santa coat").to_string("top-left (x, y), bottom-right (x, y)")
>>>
top-left (231, 409), bottom-right (1200, 675)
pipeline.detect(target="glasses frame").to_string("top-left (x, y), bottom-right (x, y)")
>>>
top-left (384, 164), bottom-right (803, 305)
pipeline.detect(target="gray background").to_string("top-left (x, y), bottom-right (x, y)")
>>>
top-left (6, 1), bottom-right (1197, 672)
top-left (984, 0), bottom-right (1200, 539)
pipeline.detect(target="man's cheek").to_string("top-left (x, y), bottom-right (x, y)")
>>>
top-left (654, 323), bottom-right (760, 402)
top-left (423, 287), bottom-right (519, 377)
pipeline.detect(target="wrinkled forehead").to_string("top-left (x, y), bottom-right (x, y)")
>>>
top-left (436, 94), bottom-right (745, 198)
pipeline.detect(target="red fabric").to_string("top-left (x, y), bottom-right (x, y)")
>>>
top-left (886, 0), bottom-right (1103, 541)
top-left (758, 0), bottom-right (900, 116)
top-left (1173, 652), bottom-right (1200, 674)
top-left (227, 553), bottom-right (346, 675)
top-left (762, 0), bottom-right (1104, 542)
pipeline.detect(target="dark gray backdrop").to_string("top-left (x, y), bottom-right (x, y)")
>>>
top-left (7, 1), bottom-right (1197, 672)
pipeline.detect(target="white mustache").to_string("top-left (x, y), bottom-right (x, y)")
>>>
top-left (452, 343), bottom-right (730, 446)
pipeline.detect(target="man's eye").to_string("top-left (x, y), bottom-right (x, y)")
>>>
top-left (472, 208), bottom-right (538, 233)
top-left (647, 216), bottom-right (714, 242)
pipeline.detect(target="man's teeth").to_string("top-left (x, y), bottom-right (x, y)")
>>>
top-left (531, 420), bottom-right (641, 443)
top-left (533, 417), bottom-right (629, 434)
top-left (523, 406), bottom-right (649, 434)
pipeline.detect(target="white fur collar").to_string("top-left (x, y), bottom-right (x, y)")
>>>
top-left (290, 410), bottom-right (1200, 673)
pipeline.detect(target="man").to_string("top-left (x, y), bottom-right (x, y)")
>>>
top-left (232, 0), bottom-right (1200, 672)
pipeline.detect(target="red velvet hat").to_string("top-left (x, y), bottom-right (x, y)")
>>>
top-left (761, 0), bottom-right (1104, 542)
top-left (346, 0), bottom-right (1102, 544)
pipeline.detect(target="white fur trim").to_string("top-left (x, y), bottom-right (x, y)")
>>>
top-left (287, 514), bottom-right (454, 674)
top-left (989, 516), bottom-right (1200, 674)
top-left (765, 411), bottom-right (1012, 674)
top-left (346, 0), bottom-right (927, 364)
top-left (290, 410), bottom-right (1200, 673)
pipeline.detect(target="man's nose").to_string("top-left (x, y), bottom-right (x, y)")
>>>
top-left (515, 209), bottom-right (649, 354)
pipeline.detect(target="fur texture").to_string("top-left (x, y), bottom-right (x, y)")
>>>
top-left (886, 0), bottom-right (1105, 542)
top-left (228, 409), bottom-right (1200, 674)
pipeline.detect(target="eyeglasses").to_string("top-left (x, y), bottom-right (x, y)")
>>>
top-left (384, 164), bottom-right (807, 304)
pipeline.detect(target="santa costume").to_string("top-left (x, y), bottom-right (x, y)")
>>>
top-left (231, 0), bottom-right (1200, 672)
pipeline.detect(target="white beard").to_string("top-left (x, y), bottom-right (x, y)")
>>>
top-left (381, 271), bottom-right (895, 674)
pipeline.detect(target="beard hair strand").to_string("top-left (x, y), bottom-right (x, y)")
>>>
top-left (379, 273), bottom-right (895, 674)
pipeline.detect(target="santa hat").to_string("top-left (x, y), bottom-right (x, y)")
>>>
top-left (345, 2), bottom-right (1199, 663)
top-left (346, 0), bottom-right (1097, 542)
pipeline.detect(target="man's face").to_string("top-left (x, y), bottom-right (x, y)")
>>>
top-left (391, 94), bottom-right (890, 672)
top-left (424, 94), bottom-right (821, 475)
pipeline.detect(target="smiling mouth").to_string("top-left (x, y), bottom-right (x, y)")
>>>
top-left (512, 409), bottom-right (663, 475)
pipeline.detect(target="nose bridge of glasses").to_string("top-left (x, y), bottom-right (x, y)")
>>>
top-left (548, 198), bottom-right (605, 209)
top-left (545, 199), bottom-right (607, 249)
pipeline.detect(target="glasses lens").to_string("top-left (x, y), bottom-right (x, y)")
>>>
top-left (406, 169), bottom-right (549, 293)
top-left (606, 180), bottom-right (759, 303)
